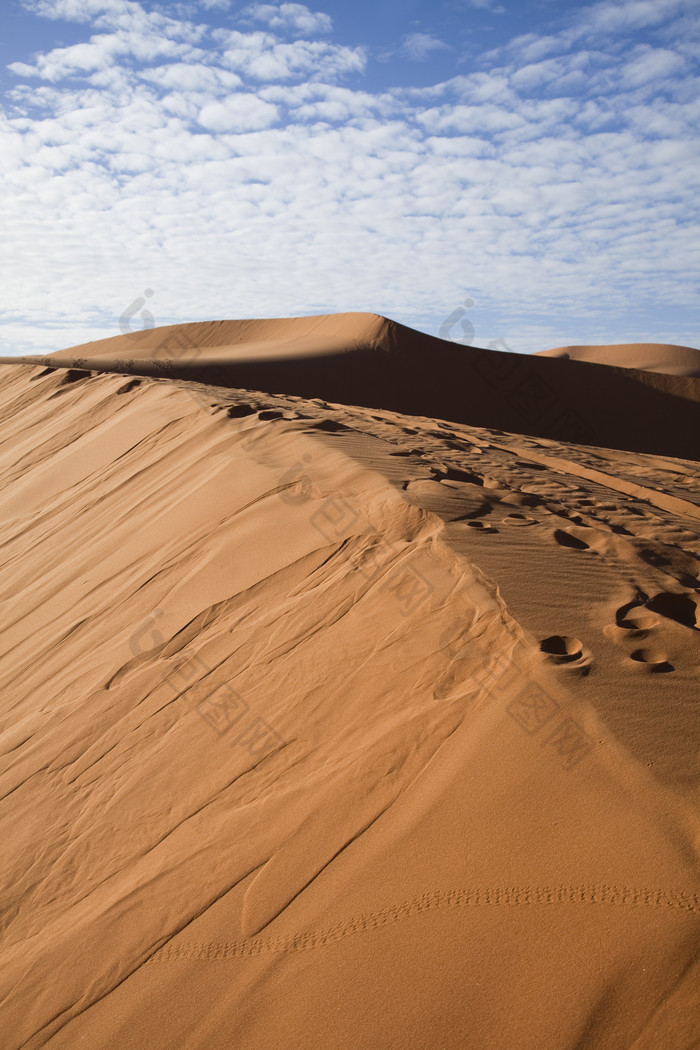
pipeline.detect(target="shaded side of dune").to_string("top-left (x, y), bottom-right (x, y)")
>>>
top-left (3, 314), bottom-right (699, 460)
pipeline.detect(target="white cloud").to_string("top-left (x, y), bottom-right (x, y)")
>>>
top-left (571, 0), bottom-right (695, 37)
top-left (258, 82), bottom-right (393, 123)
top-left (214, 29), bottom-right (366, 80)
top-left (21, 0), bottom-right (133, 20)
top-left (242, 3), bottom-right (333, 36)
top-left (507, 34), bottom-right (563, 63)
top-left (2, 0), bottom-right (698, 355)
top-left (398, 33), bottom-right (450, 62)
top-left (13, 0), bottom-right (208, 82)
top-left (453, 0), bottom-right (505, 11)
top-left (522, 65), bottom-right (589, 94)
top-left (139, 63), bottom-right (243, 92)
top-left (620, 45), bottom-right (686, 87)
top-left (9, 32), bottom-right (196, 81)
top-left (416, 102), bottom-right (523, 133)
top-left (21, 0), bottom-right (209, 52)
top-left (10, 38), bottom-right (122, 81)
top-left (198, 93), bottom-right (279, 130)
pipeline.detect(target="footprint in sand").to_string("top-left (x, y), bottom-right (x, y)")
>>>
top-left (227, 404), bottom-right (258, 418)
top-left (615, 593), bottom-right (697, 632)
top-left (539, 635), bottom-right (592, 672)
top-left (116, 379), bottom-right (142, 395)
top-left (606, 591), bottom-right (697, 669)
top-left (310, 419), bottom-right (352, 433)
top-left (629, 648), bottom-right (674, 673)
top-left (553, 529), bottom-right (590, 551)
top-left (60, 368), bottom-right (93, 385)
top-left (502, 513), bottom-right (537, 526)
top-left (48, 369), bottom-right (93, 397)
top-left (430, 466), bottom-right (484, 486)
top-left (502, 491), bottom-right (542, 508)
top-left (645, 591), bottom-right (698, 630)
top-left (614, 603), bottom-right (660, 634)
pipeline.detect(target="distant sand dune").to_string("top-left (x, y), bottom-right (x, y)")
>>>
top-left (2, 314), bottom-right (699, 460)
top-left (537, 342), bottom-right (700, 378)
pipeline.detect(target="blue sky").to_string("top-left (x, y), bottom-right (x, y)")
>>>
top-left (0, 0), bottom-right (698, 356)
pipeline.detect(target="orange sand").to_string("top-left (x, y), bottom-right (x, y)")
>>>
top-left (0, 316), bottom-right (698, 1048)
top-left (537, 342), bottom-right (700, 378)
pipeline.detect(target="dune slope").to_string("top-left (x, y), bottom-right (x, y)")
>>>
top-left (0, 352), bottom-right (699, 1049)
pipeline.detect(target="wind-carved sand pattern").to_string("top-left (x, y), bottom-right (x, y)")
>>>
top-left (0, 365), bottom-right (554, 1041)
top-left (0, 318), bottom-right (699, 1050)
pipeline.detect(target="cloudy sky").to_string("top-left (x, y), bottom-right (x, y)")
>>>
top-left (1, 0), bottom-right (698, 356)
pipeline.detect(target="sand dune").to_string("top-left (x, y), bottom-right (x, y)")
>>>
top-left (45, 312), bottom-right (393, 361)
top-left (0, 318), bottom-right (699, 1049)
top-left (2, 313), bottom-right (698, 460)
top-left (537, 342), bottom-right (700, 378)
